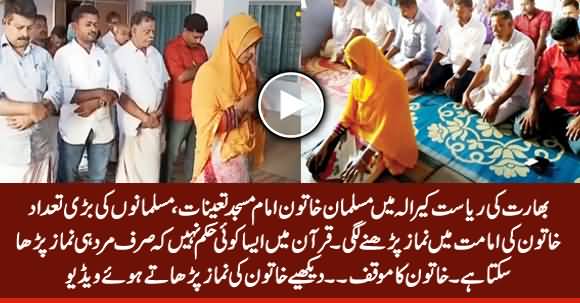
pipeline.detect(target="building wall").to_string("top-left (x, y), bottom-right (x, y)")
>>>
top-left (300, 0), bottom-right (332, 60)
top-left (196, 0), bottom-right (250, 54)
top-left (0, 1), bottom-right (54, 34)
top-left (36, 0), bottom-right (55, 30)
top-left (0, 4), bottom-right (4, 34)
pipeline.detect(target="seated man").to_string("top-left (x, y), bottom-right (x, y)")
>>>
top-left (475, 0), bottom-right (512, 45)
top-left (462, 10), bottom-right (535, 125)
top-left (515, 18), bottom-right (580, 155)
top-left (418, 0), bottom-right (486, 102)
top-left (514, 0), bottom-right (551, 62)
top-left (547, 0), bottom-right (580, 47)
top-left (386, 0), bottom-right (435, 88)
top-left (361, 0), bottom-right (397, 54)
top-left (321, 0), bottom-right (364, 62)
top-left (477, 0), bottom-right (512, 54)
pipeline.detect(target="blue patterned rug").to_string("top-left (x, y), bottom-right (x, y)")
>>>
top-left (411, 95), bottom-right (580, 183)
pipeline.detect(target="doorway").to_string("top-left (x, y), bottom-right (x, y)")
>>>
top-left (54, 0), bottom-right (128, 38)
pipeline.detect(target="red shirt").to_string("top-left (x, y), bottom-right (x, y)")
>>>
top-left (536, 45), bottom-right (580, 114)
top-left (164, 36), bottom-right (208, 121)
top-left (514, 9), bottom-right (551, 47)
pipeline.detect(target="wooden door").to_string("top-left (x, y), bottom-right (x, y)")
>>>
top-left (54, 0), bottom-right (67, 28)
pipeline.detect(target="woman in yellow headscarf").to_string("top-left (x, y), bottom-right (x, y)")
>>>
top-left (191, 14), bottom-right (265, 183)
top-left (307, 36), bottom-right (418, 182)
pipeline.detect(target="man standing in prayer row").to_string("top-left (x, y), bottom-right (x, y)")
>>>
top-left (114, 11), bottom-right (169, 183)
top-left (54, 5), bottom-right (121, 183)
top-left (162, 13), bottom-right (208, 183)
top-left (0, 0), bottom-right (62, 183)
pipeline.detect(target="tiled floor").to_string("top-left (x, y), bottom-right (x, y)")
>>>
top-left (102, 132), bottom-right (299, 183)
top-left (99, 134), bottom-right (471, 184)
top-left (425, 166), bottom-right (472, 183)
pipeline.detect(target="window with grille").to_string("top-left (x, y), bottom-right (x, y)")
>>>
top-left (249, 1), bottom-right (301, 80)
top-left (149, 1), bottom-right (192, 52)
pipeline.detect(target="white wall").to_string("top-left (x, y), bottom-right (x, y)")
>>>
top-left (36, 0), bottom-right (54, 31)
top-left (197, 0), bottom-right (249, 54)
top-left (195, 0), bottom-right (225, 54)
top-left (223, 0), bottom-right (249, 24)
top-left (301, 0), bottom-right (332, 59)
top-left (130, 0), bottom-right (146, 12)
top-left (0, 5), bottom-right (4, 34)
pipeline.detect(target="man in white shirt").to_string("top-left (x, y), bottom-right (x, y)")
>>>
top-left (113, 11), bottom-right (169, 183)
top-left (361, 0), bottom-right (397, 54)
top-left (30, 14), bottom-right (48, 49)
top-left (98, 11), bottom-right (121, 51)
top-left (54, 5), bottom-right (121, 183)
top-left (386, 0), bottom-right (436, 88)
top-left (418, 0), bottom-right (486, 101)
top-left (321, 0), bottom-right (364, 63)
top-left (0, 0), bottom-right (62, 183)
top-left (463, 10), bottom-right (535, 125)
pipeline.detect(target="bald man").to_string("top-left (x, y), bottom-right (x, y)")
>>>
top-left (103, 23), bottom-right (130, 54)
top-left (99, 11), bottom-right (121, 51)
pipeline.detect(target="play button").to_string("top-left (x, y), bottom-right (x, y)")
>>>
top-left (280, 90), bottom-right (308, 120)
top-left (258, 72), bottom-right (325, 139)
